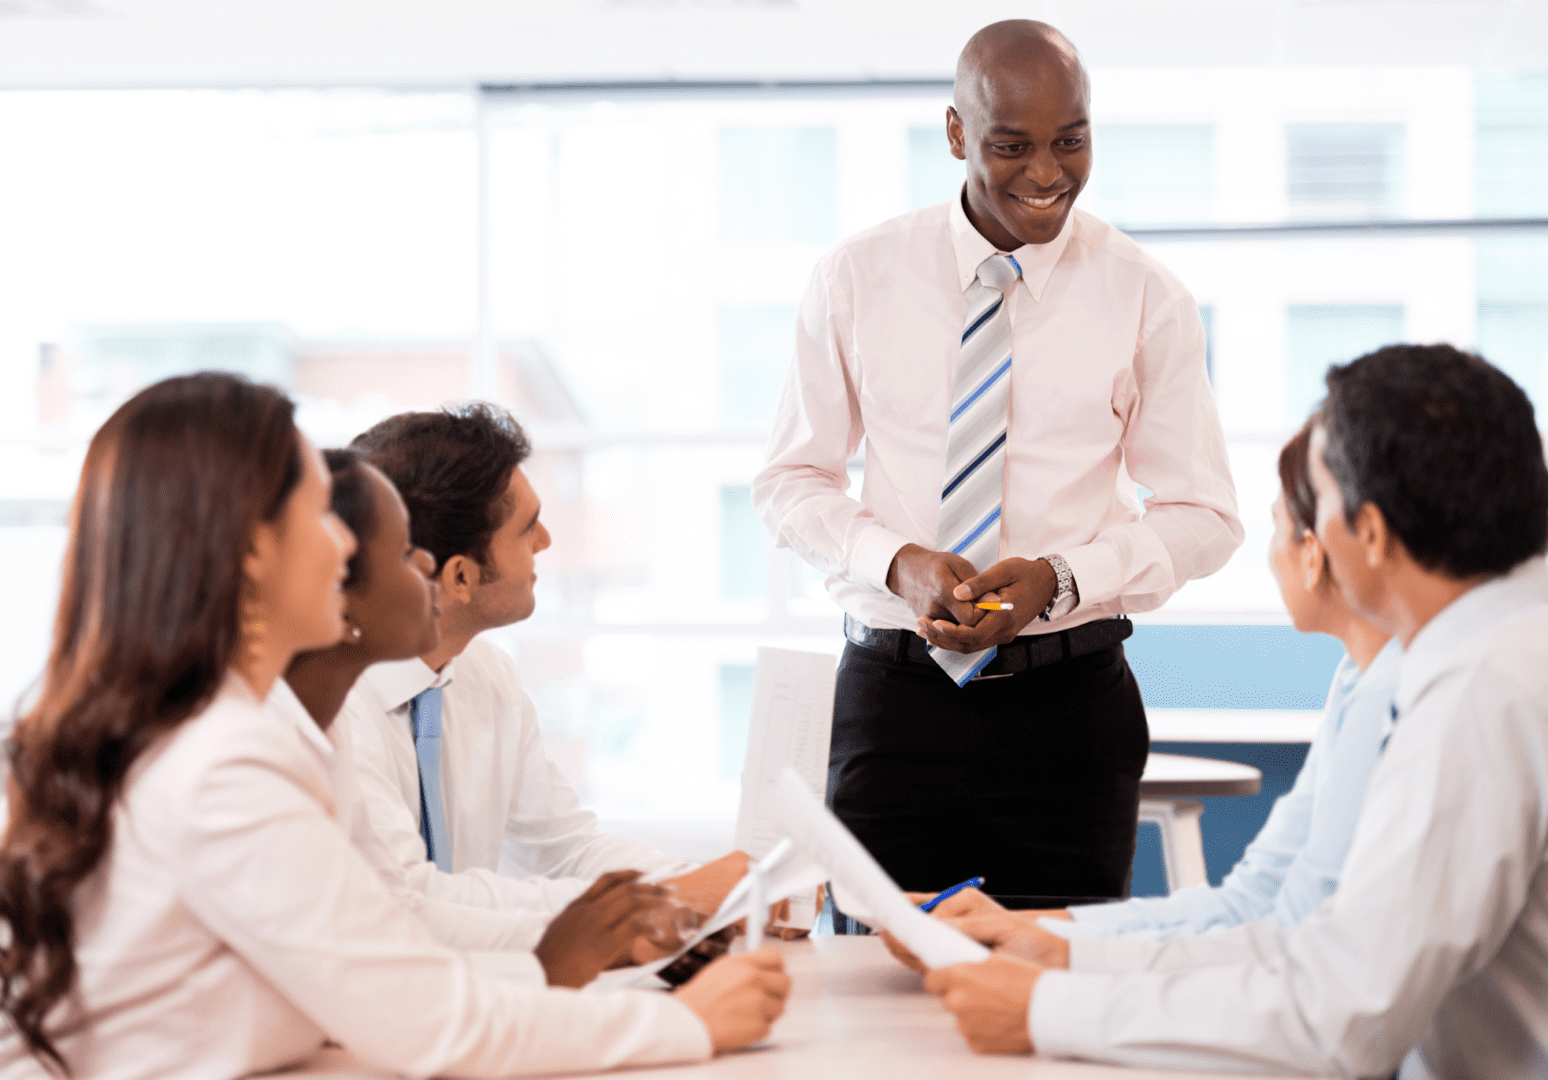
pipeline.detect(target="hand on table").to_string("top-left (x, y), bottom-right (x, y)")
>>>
top-left (886, 544), bottom-right (987, 639)
top-left (916, 557), bottom-right (1057, 654)
top-left (535, 870), bottom-right (682, 987)
top-left (924, 953), bottom-right (1042, 1055)
top-left (944, 914), bottom-right (1070, 970)
top-left (674, 948), bottom-right (791, 1052)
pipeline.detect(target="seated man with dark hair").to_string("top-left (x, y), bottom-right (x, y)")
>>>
top-left (342, 404), bottom-right (750, 922)
top-left (918, 344), bottom-right (1548, 1079)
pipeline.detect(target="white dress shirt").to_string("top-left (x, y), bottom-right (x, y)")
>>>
top-left (752, 194), bottom-right (1243, 632)
top-left (1031, 560), bottom-right (1548, 1079)
top-left (344, 638), bottom-right (694, 915)
top-left (0, 676), bottom-right (711, 1080)
top-left (270, 678), bottom-right (551, 956)
top-left (1058, 638), bottom-right (1401, 941)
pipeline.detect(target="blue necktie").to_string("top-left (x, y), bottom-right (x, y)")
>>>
top-left (930, 253), bottom-right (1023, 687)
top-left (410, 687), bottom-right (452, 872)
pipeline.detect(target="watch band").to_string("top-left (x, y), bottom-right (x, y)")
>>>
top-left (1038, 553), bottom-right (1077, 622)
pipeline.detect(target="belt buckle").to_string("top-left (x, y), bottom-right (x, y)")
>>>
top-left (970, 671), bottom-right (1015, 681)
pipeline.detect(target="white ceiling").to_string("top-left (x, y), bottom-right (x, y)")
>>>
top-left (0, 0), bottom-right (1544, 90)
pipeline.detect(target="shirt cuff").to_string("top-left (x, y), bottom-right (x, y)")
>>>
top-left (1067, 900), bottom-right (1130, 926)
top-left (1038, 915), bottom-right (1112, 941)
top-left (1030, 969), bottom-right (1119, 1062)
top-left (1056, 541), bottom-right (1123, 611)
top-left (849, 523), bottom-right (913, 595)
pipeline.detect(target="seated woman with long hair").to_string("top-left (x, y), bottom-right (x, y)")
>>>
top-left (900, 417), bottom-right (1401, 954)
top-left (276, 448), bottom-right (690, 983)
top-left (0, 373), bottom-right (787, 1079)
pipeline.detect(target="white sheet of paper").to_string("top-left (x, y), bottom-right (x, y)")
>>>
top-left (772, 768), bottom-right (990, 970)
top-left (734, 647), bottom-right (837, 930)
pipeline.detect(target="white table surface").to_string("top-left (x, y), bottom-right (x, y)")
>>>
top-left (280, 937), bottom-right (1297, 1080)
top-left (1140, 752), bottom-right (1262, 797)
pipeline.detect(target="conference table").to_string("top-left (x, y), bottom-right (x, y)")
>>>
top-left (1138, 752), bottom-right (1261, 892)
top-left (282, 936), bottom-right (1297, 1080)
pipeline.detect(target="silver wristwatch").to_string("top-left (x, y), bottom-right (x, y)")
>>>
top-left (1038, 553), bottom-right (1077, 622)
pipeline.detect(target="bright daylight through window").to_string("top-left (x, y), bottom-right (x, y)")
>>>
top-left (1, 66), bottom-right (1546, 824)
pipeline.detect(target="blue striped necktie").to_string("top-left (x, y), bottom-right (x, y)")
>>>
top-left (930, 252), bottom-right (1022, 687)
top-left (410, 687), bottom-right (452, 872)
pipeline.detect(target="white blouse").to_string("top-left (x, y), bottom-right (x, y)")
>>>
top-left (0, 676), bottom-right (711, 1080)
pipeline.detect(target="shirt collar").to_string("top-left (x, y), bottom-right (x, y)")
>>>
top-left (947, 184), bottom-right (1076, 302)
top-left (360, 654), bottom-right (457, 714)
top-left (1396, 557), bottom-right (1548, 715)
top-left (265, 677), bottom-right (333, 760)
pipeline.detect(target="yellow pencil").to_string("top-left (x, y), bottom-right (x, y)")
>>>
top-left (973, 602), bottom-right (1014, 611)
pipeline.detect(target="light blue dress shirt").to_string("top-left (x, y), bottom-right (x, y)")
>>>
top-left (1056, 636), bottom-right (1402, 941)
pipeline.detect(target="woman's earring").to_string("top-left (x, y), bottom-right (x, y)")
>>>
top-left (346, 622), bottom-right (363, 643)
top-left (239, 585), bottom-right (268, 668)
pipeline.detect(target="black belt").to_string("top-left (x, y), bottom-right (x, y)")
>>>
top-left (843, 613), bottom-right (1132, 679)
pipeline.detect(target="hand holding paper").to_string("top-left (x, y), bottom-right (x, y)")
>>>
top-left (771, 768), bottom-right (989, 970)
top-left (619, 838), bottom-right (827, 987)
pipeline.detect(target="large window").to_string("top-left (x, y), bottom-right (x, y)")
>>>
top-left (1285, 305), bottom-right (1407, 423)
top-left (1083, 124), bottom-right (1215, 226)
top-left (1286, 123), bottom-right (1405, 220)
top-left (2, 68), bottom-right (1546, 823)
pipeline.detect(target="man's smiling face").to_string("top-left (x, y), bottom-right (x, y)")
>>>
top-left (948, 34), bottom-right (1092, 250)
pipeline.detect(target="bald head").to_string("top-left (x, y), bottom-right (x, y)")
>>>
top-left (954, 20), bottom-right (1090, 122)
top-left (945, 20), bottom-right (1093, 249)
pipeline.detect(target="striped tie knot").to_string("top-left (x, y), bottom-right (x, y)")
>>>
top-left (977, 253), bottom-right (1022, 294)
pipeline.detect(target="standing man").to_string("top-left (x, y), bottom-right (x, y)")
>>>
top-left (752, 20), bottom-right (1241, 905)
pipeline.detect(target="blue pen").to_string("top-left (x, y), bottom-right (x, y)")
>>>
top-left (919, 876), bottom-right (985, 913)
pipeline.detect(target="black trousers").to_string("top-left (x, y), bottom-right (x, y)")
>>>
top-left (827, 638), bottom-right (1149, 901)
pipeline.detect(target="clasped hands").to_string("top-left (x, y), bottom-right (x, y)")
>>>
top-left (880, 887), bottom-right (1074, 1055)
top-left (886, 544), bottom-right (1057, 653)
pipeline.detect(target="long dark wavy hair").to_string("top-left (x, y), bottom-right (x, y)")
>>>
top-left (0, 373), bottom-right (302, 1073)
